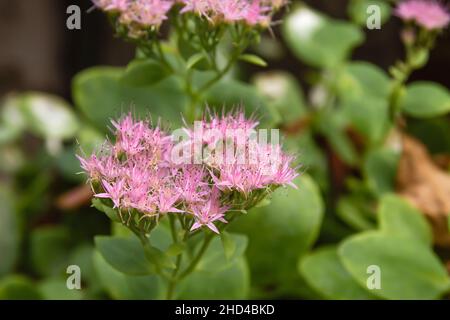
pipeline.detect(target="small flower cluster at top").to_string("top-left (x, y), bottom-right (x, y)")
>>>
top-left (395, 0), bottom-right (450, 30)
top-left (78, 110), bottom-right (298, 234)
top-left (93, 0), bottom-right (288, 37)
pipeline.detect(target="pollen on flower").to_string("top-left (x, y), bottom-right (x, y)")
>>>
top-left (78, 110), bottom-right (299, 233)
top-left (395, 0), bottom-right (450, 30)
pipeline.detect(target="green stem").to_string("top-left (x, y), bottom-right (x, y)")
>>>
top-left (178, 232), bottom-right (214, 280)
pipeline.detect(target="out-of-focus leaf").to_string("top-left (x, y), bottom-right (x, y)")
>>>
top-left (230, 175), bottom-right (324, 296)
top-left (0, 145), bottom-right (25, 173)
top-left (21, 92), bottom-right (80, 140)
top-left (68, 244), bottom-right (97, 287)
top-left (317, 113), bottom-right (359, 166)
top-left (407, 118), bottom-right (450, 154)
top-left (220, 231), bottom-right (237, 261)
top-left (77, 125), bottom-right (104, 155)
top-left (239, 54), bottom-right (268, 67)
top-left (253, 71), bottom-right (307, 126)
top-left (300, 246), bottom-right (377, 300)
top-left (38, 278), bottom-right (83, 300)
top-left (196, 233), bottom-right (248, 273)
top-left (95, 235), bottom-right (158, 276)
top-left (338, 62), bottom-right (391, 144)
top-left (204, 78), bottom-right (268, 118)
top-left (121, 59), bottom-right (170, 87)
top-left (55, 145), bottom-right (85, 183)
top-left (0, 95), bottom-right (26, 143)
top-left (283, 6), bottom-right (364, 68)
top-left (0, 275), bottom-right (43, 300)
top-left (348, 0), bottom-right (392, 26)
top-left (364, 148), bottom-right (400, 196)
top-left (337, 196), bottom-right (376, 231)
top-left (73, 67), bottom-right (187, 131)
top-left (378, 194), bottom-right (432, 245)
top-left (92, 198), bottom-right (121, 223)
top-left (0, 184), bottom-right (19, 276)
top-left (93, 251), bottom-right (163, 300)
top-left (401, 82), bottom-right (450, 118)
top-left (186, 53), bottom-right (207, 70)
top-left (177, 257), bottom-right (250, 299)
top-left (30, 226), bottom-right (71, 277)
top-left (339, 232), bottom-right (450, 300)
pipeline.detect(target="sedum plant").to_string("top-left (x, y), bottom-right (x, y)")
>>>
top-left (76, 0), bottom-right (298, 299)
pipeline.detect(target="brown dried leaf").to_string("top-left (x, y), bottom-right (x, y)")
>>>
top-left (56, 184), bottom-right (93, 210)
top-left (396, 134), bottom-right (450, 247)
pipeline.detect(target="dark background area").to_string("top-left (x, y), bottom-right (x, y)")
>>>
top-left (0, 0), bottom-right (449, 101)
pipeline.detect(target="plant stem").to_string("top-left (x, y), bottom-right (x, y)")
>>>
top-left (179, 233), bottom-right (214, 280)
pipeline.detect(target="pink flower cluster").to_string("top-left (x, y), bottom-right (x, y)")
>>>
top-left (395, 0), bottom-right (450, 30)
top-left (93, 0), bottom-right (287, 30)
top-left (94, 0), bottom-right (174, 28)
top-left (180, 0), bottom-right (287, 27)
top-left (78, 111), bottom-right (298, 234)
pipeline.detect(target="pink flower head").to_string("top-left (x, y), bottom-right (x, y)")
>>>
top-left (93, 0), bottom-right (129, 12)
top-left (395, 0), bottom-right (450, 30)
top-left (120, 0), bottom-right (174, 27)
top-left (79, 110), bottom-right (299, 234)
top-left (242, 0), bottom-right (271, 26)
top-left (179, 0), bottom-right (212, 17)
top-left (190, 187), bottom-right (229, 234)
top-left (95, 178), bottom-right (126, 208)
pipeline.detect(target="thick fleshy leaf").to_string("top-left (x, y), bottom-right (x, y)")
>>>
top-left (338, 62), bottom-right (391, 143)
top-left (348, 0), bottom-right (392, 26)
top-left (401, 82), bottom-right (450, 118)
top-left (30, 226), bottom-right (72, 277)
top-left (38, 278), bottom-right (84, 300)
top-left (0, 276), bottom-right (43, 300)
top-left (195, 233), bottom-right (248, 273)
top-left (121, 59), bottom-right (170, 87)
top-left (92, 199), bottom-right (121, 223)
top-left (21, 92), bottom-right (79, 140)
top-left (230, 175), bottom-right (324, 296)
top-left (176, 257), bottom-right (250, 299)
top-left (378, 194), bottom-right (432, 245)
top-left (72, 67), bottom-right (186, 131)
top-left (339, 232), bottom-right (450, 300)
top-left (300, 246), bottom-right (377, 300)
top-left (337, 196), bottom-right (376, 231)
top-left (95, 235), bottom-right (158, 276)
top-left (283, 6), bottom-right (364, 68)
top-left (93, 251), bottom-right (162, 300)
top-left (239, 54), bottom-right (268, 67)
top-left (253, 71), bottom-right (307, 126)
top-left (0, 184), bottom-right (19, 276)
top-left (364, 148), bottom-right (400, 196)
top-left (204, 78), bottom-right (268, 116)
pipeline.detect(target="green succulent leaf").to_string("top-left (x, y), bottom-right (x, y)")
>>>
top-left (93, 251), bottom-right (162, 299)
top-left (0, 184), bottom-right (19, 276)
top-left (401, 82), bottom-right (450, 118)
top-left (230, 175), bottom-right (324, 296)
top-left (348, 0), bottom-right (392, 26)
top-left (121, 59), bottom-right (170, 87)
top-left (283, 6), bottom-right (364, 68)
top-left (339, 232), bottom-right (450, 300)
top-left (238, 54), bottom-right (268, 67)
top-left (95, 235), bottom-right (158, 276)
top-left (72, 67), bottom-right (186, 131)
top-left (378, 194), bottom-right (432, 245)
top-left (0, 276), bottom-right (43, 300)
top-left (300, 246), bottom-right (377, 300)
